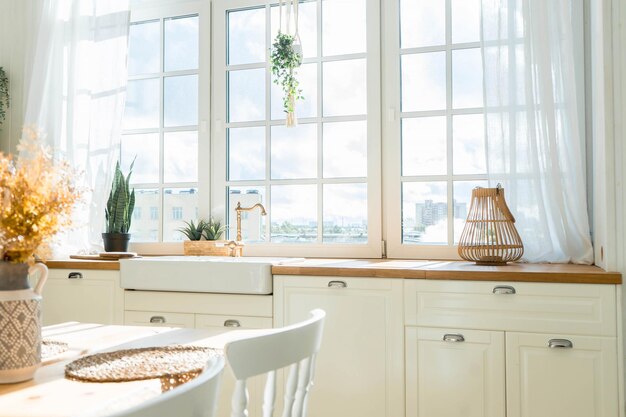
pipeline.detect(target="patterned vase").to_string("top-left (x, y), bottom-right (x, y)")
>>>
top-left (0, 262), bottom-right (48, 383)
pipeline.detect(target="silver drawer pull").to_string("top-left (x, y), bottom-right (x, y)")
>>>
top-left (68, 272), bottom-right (83, 279)
top-left (549, 339), bottom-right (573, 349)
top-left (224, 319), bottom-right (241, 328)
top-left (149, 316), bottom-right (166, 324)
top-left (328, 280), bottom-right (347, 288)
top-left (492, 285), bottom-right (516, 294)
top-left (443, 334), bottom-right (465, 343)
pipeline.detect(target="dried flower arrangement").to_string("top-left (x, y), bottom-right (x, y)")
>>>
top-left (0, 128), bottom-right (80, 263)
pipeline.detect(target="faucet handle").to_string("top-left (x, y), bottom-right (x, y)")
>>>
top-left (226, 240), bottom-right (243, 257)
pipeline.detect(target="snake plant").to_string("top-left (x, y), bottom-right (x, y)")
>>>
top-left (105, 160), bottom-right (135, 234)
top-left (0, 67), bottom-right (9, 126)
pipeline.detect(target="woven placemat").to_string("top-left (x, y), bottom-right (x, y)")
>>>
top-left (65, 345), bottom-right (220, 391)
top-left (42, 339), bottom-right (69, 360)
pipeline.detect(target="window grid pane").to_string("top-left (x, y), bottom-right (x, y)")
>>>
top-left (123, 13), bottom-right (200, 242)
top-left (224, 1), bottom-right (370, 245)
top-left (399, 0), bottom-right (486, 246)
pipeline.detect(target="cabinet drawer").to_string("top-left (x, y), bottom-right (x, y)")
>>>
top-left (124, 311), bottom-right (195, 328)
top-left (47, 269), bottom-right (120, 281)
top-left (195, 314), bottom-right (272, 330)
top-left (125, 291), bottom-right (272, 317)
top-left (274, 275), bottom-right (394, 291)
top-left (42, 269), bottom-right (123, 326)
top-left (405, 280), bottom-right (616, 336)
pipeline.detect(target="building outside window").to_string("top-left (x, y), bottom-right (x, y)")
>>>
top-left (172, 206), bottom-right (183, 220)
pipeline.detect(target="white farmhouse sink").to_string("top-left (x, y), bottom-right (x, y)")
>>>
top-left (120, 256), bottom-right (303, 295)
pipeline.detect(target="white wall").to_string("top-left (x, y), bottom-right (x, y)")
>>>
top-left (0, 0), bottom-right (40, 154)
top-left (612, 0), bottom-right (626, 411)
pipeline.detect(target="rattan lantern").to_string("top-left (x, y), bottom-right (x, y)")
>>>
top-left (458, 185), bottom-right (524, 265)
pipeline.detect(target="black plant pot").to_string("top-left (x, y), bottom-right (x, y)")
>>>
top-left (102, 233), bottom-right (131, 252)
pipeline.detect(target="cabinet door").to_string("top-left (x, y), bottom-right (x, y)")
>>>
top-left (274, 276), bottom-right (404, 417)
top-left (506, 332), bottom-right (619, 417)
top-left (406, 327), bottom-right (505, 417)
top-left (197, 314), bottom-right (272, 417)
top-left (41, 270), bottom-right (123, 325)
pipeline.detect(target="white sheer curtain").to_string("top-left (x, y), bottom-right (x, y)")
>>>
top-left (480, 0), bottom-right (593, 263)
top-left (24, 0), bottom-right (130, 256)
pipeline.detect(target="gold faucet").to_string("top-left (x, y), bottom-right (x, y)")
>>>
top-left (235, 202), bottom-right (267, 242)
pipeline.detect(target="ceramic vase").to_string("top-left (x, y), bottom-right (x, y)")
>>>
top-left (0, 262), bottom-right (48, 384)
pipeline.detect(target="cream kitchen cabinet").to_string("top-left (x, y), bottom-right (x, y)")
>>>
top-left (506, 332), bottom-right (618, 417)
top-left (405, 327), bottom-right (505, 417)
top-left (123, 290), bottom-right (273, 329)
top-left (405, 280), bottom-right (620, 417)
top-left (124, 290), bottom-right (273, 417)
top-left (274, 275), bottom-right (405, 417)
top-left (41, 269), bottom-right (124, 325)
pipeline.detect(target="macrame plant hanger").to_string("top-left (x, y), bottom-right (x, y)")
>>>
top-left (277, 0), bottom-right (301, 127)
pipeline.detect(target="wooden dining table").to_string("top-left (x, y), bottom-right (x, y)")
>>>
top-left (0, 322), bottom-right (259, 417)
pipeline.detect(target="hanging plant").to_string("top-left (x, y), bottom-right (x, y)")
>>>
top-left (270, 32), bottom-right (303, 127)
top-left (0, 67), bottom-right (9, 126)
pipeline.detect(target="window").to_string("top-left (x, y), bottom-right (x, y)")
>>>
top-left (128, 0), bottom-right (586, 259)
top-left (212, 0), bottom-right (381, 257)
top-left (123, 1), bottom-right (208, 245)
top-left (133, 207), bottom-right (142, 220)
top-left (384, 0), bottom-right (488, 258)
top-left (172, 206), bottom-right (183, 220)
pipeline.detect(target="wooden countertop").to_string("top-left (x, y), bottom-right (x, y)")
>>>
top-left (45, 257), bottom-right (622, 284)
top-left (45, 259), bottom-right (121, 270)
top-left (272, 259), bottom-right (622, 284)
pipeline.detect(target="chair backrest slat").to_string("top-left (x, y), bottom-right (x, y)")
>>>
top-left (262, 370), bottom-right (277, 417)
top-left (281, 362), bottom-right (300, 417)
top-left (230, 379), bottom-right (248, 417)
top-left (225, 310), bottom-right (326, 417)
top-left (291, 357), bottom-right (313, 417)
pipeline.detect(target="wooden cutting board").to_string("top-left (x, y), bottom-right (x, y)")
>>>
top-left (69, 252), bottom-right (139, 261)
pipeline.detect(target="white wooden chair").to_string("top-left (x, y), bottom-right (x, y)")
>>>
top-left (108, 356), bottom-right (225, 417)
top-left (224, 309), bottom-right (326, 417)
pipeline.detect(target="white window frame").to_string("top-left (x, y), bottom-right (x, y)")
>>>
top-left (211, 0), bottom-right (382, 258)
top-left (128, 0), bottom-right (210, 255)
top-left (383, 0), bottom-right (483, 259)
top-left (383, 0), bottom-right (588, 260)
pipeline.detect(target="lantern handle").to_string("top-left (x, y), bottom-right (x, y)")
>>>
top-left (495, 184), bottom-right (515, 222)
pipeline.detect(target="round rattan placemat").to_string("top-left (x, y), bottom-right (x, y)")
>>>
top-left (42, 339), bottom-right (69, 360)
top-left (65, 345), bottom-right (220, 391)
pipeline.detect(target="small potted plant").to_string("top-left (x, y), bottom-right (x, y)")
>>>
top-left (179, 219), bottom-right (207, 241)
top-left (270, 32), bottom-right (303, 127)
top-left (102, 160), bottom-right (135, 252)
top-left (203, 218), bottom-right (227, 241)
top-left (181, 218), bottom-right (236, 256)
